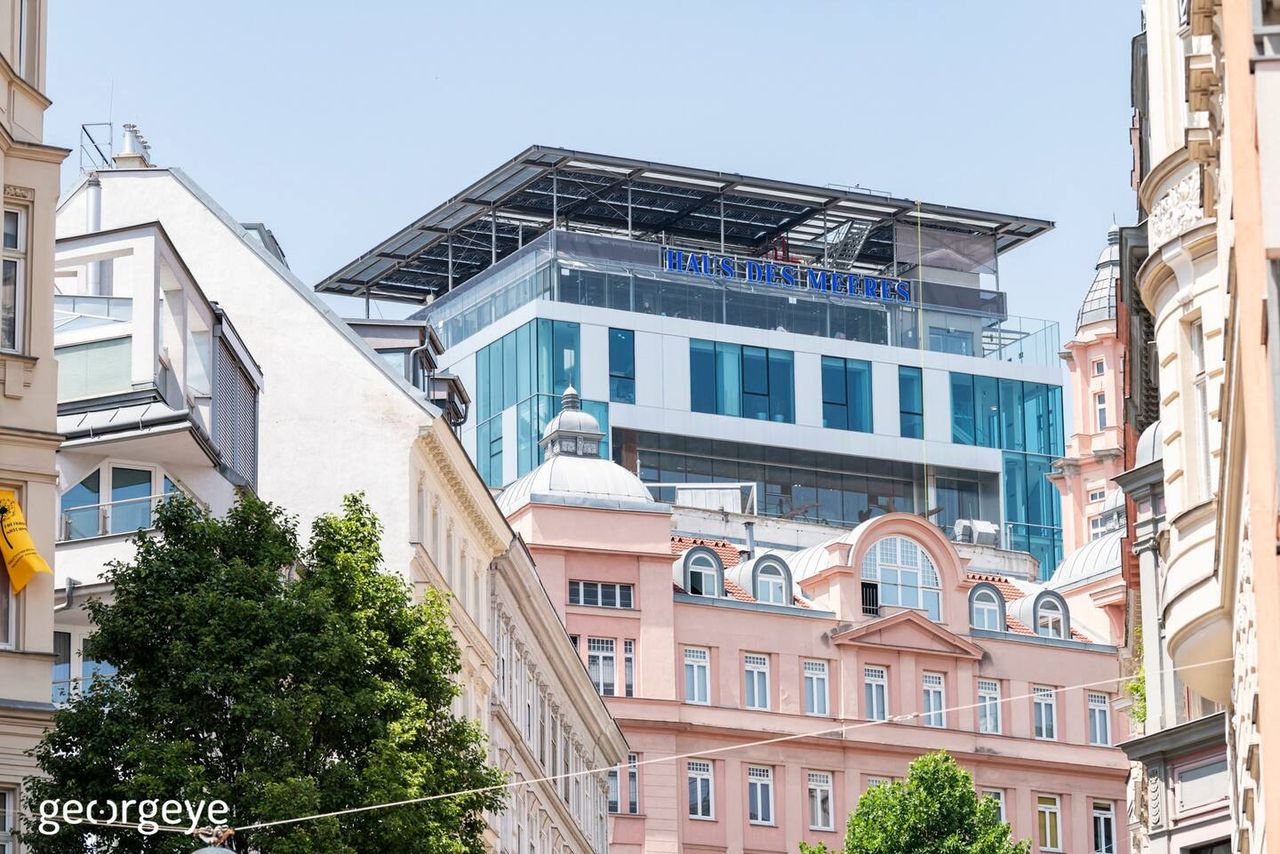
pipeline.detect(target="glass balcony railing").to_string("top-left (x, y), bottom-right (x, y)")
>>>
top-left (53, 294), bottom-right (133, 332)
top-left (59, 493), bottom-right (173, 541)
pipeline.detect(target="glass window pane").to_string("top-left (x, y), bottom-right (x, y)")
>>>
top-left (821, 357), bottom-right (846, 405)
top-left (974, 376), bottom-right (1000, 448)
top-left (690, 339), bottom-right (717, 414)
top-left (950, 373), bottom-right (975, 444)
top-left (849, 359), bottom-right (873, 432)
top-left (110, 467), bottom-right (152, 535)
top-left (767, 350), bottom-right (793, 423)
top-left (715, 342), bottom-right (742, 417)
top-left (3, 210), bottom-right (18, 249)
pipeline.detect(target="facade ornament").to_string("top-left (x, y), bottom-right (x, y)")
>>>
top-left (1148, 170), bottom-right (1203, 247)
top-left (1147, 761), bottom-right (1164, 830)
top-left (3, 184), bottom-right (34, 201)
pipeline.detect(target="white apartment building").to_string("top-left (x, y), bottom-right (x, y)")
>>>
top-left (0, 1), bottom-right (68, 850)
top-left (52, 132), bottom-right (623, 850)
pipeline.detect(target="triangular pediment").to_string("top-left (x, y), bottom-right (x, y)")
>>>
top-left (832, 610), bottom-right (984, 659)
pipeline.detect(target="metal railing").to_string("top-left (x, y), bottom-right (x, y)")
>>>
top-left (59, 493), bottom-right (172, 542)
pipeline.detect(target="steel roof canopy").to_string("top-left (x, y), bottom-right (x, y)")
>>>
top-left (315, 145), bottom-right (1054, 304)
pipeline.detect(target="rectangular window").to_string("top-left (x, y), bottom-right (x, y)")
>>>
top-left (1092, 802), bottom-right (1116, 853)
top-left (803, 660), bottom-right (829, 716)
top-left (624, 639), bottom-right (635, 698)
top-left (609, 328), bottom-right (636, 403)
top-left (688, 760), bottom-right (714, 820)
top-left (808, 771), bottom-right (834, 831)
top-left (1037, 795), bottom-right (1062, 851)
top-left (1092, 358), bottom-right (1105, 375)
top-left (684, 647), bottom-right (710, 704)
top-left (690, 339), bottom-right (794, 423)
top-left (864, 665), bottom-right (888, 721)
top-left (626, 753), bottom-right (639, 814)
top-left (821, 356), bottom-right (873, 432)
top-left (52, 631), bottom-right (71, 704)
top-left (607, 767), bottom-right (619, 814)
top-left (568, 580), bottom-right (634, 609)
top-left (983, 789), bottom-right (1006, 822)
top-left (587, 638), bottom-right (616, 696)
top-left (1034, 686), bottom-right (1057, 740)
top-left (1089, 515), bottom-right (1106, 540)
top-left (0, 787), bottom-right (13, 854)
top-left (1, 209), bottom-right (25, 353)
top-left (744, 653), bottom-right (770, 711)
top-left (1094, 392), bottom-right (1108, 430)
top-left (1088, 488), bottom-right (1107, 503)
top-left (899, 366), bottom-right (924, 438)
top-left (80, 638), bottom-right (116, 695)
top-left (747, 766), bottom-right (774, 825)
top-left (1088, 692), bottom-right (1111, 746)
top-left (921, 672), bottom-right (945, 728)
top-left (1190, 319), bottom-right (1213, 494)
top-left (978, 679), bottom-right (1002, 734)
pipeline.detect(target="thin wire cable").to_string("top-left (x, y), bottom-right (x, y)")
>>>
top-left (22, 655), bottom-right (1231, 838)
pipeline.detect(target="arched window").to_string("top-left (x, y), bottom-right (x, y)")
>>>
top-left (686, 552), bottom-right (721, 598)
top-left (861, 536), bottom-right (942, 621)
top-left (971, 588), bottom-right (1002, 631)
top-left (756, 563), bottom-right (787, 605)
top-left (1037, 597), bottom-right (1065, 638)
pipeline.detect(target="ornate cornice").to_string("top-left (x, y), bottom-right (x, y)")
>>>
top-left (419, 427), bottom-right (509, 557)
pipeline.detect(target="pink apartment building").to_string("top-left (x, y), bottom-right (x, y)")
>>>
top-left (498, 389), bottom-right (1130, 854)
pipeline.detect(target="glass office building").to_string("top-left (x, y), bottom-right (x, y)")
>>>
top-left (321, 147), bottom-right (1066, 575)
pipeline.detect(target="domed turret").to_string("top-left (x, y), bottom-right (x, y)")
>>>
top-left (496, 388), bottom-right (659, 515)
top-left (1075, 225), bottom-right (1120, 332)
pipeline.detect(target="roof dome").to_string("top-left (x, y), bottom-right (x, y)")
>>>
top-left (1076, 225), bottom-right (1120, 332)
top-left (1049, 526), bottom-right (1124, 588)
top-left (496, 388), bottom-right (659, 515)
top-left (1135, 420), bottom-right (1164, 466)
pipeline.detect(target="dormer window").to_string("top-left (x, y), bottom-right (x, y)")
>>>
top-left (1037, 597), bottom-right (1066, 638)
top-left (755, 563), bottom-right (787, 605)
top-left (970, 587), bottom-right (1003, 631)
top-left (687, 553), bottom-right (721, 598)
top-left (860, 536), bottom-right (942, 621)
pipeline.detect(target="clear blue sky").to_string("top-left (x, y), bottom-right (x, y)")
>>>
top-left (47, 1), bottom-right (1139, 342)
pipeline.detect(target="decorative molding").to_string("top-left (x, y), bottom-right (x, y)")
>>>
top-left (1149, 170), bottom-right (1204, 247)
top-left (420, 429), bottom-right (508, 556)
top-left (3, 184), bottom-right (34, 202)
top-left (1146, 761), bottom-right (1164, 829)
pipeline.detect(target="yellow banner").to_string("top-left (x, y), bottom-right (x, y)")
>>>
top-left (0, 488), bottom-right (53, 593)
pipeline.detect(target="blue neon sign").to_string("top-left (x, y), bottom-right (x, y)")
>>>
top-left (661, 246), bottom-right (912, 304)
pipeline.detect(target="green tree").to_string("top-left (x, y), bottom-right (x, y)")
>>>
top-left (24, 493), bottom-right (503, 853)
top-left (800, 751), bottom-right (1029, 854)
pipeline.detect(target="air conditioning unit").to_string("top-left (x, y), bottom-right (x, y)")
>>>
top-left (953, 519), bottom-right (1000, 547)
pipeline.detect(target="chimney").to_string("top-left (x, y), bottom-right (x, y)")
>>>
top-left (742, 520), bottom-right (757, 560)
top-left (85, 173), bottom-right (103, 293)
top-left (112, 123), bottom-right (152, 169)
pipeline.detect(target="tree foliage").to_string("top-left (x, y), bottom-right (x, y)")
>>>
top-left (24, 493), bottom-right (503, 853)
top-left (799, 751), bottom-right (1029, 854)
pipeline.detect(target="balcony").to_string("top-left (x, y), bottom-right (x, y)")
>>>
top-left (58, 493), bottom-right (173, 542)
top-left (1161, 501), bottom-right (1231, 703)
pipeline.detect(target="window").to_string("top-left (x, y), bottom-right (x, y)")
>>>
top-left (1092, 358), bottom-right (1105, 376)
top-left (684, 647), bottom-right (710, 704)
top-left (1034, 686), bottom-right (1057, 740)
top-left (1094, 392), bottom-right (1108, 430)
top-left (1190, 319), bottom-right (1213, 494)
top-left (624, 639), bottom-right (635, 698)
top-left (744, 654), bottom-right (770, 711)
top-left (861, 536), bottom-right (943, 621)
top-left (1088, 488), bottom-right (1107, 503)
top-left (803, 660), bottom-right (829, 716)
top-left (568, 580), bottom-right (634, 609)
top-left (1092, 802), bottom-right (1116, 853)
top-left (690, 339), bottom-right (794, 423)
top-left (821, 356), bottom-right (873, 432)
top-left (688, 760), bottom-right (714, 820)
top-left (587, 638), bottom-right (616, 696)
top-left (1088, 692), bottom-right (1111, 746)
top-left (899, 366), bottom-right (924, 438)
top-left (808, 771), bottom-right (834, 831)
top-left (922, 673), bottom-right (945, 727)
top-left (625, 754), bottom-right (639, 814)
top-left (1037, 795), bottom-right (1062, 851)
top-left (609, 328), bottom-right (636, 403)
top-left (1, 208), bottom-right (25, 352)
top-left (863, 666), bottom-right (888, 721)
top-left (52, 631), bottom-right (71, 704)
top-left (1037, 597), bottom-right (1065, 639)
top-left (0, 787), bottom-right (13, 854)
top-left (1089, 515), bottom-right (1106, 540)
top-left (686, 553), bottom-right (719, 597)
top-left (983, 789), bottom-right (1006, 822)
top-left (934, 476), bottom-right (980, 535)
top-left (971, 588), bottom-right (1001, 631)
top-left (747, 766), bottom-right (774, 825)
top-left (978, 679), bottom-right (1002, 734)
top-left (756, 563), bottom-right (787, 604)
top-left (607, 767), bottom-right (619, 814)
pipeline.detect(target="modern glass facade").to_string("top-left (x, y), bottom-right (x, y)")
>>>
top-left (689, 340), bottom-right (794, 423)
top-left (898, 366), bottom-right (924, 439)
top-left (608, 328), bottom-right (635, 404)
top-left (950, 372), bottom-right (1065, 577)
top-left (820, 356), bottom-right (873, 432)
top-left (474, 318), bottom-right (608, 486)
